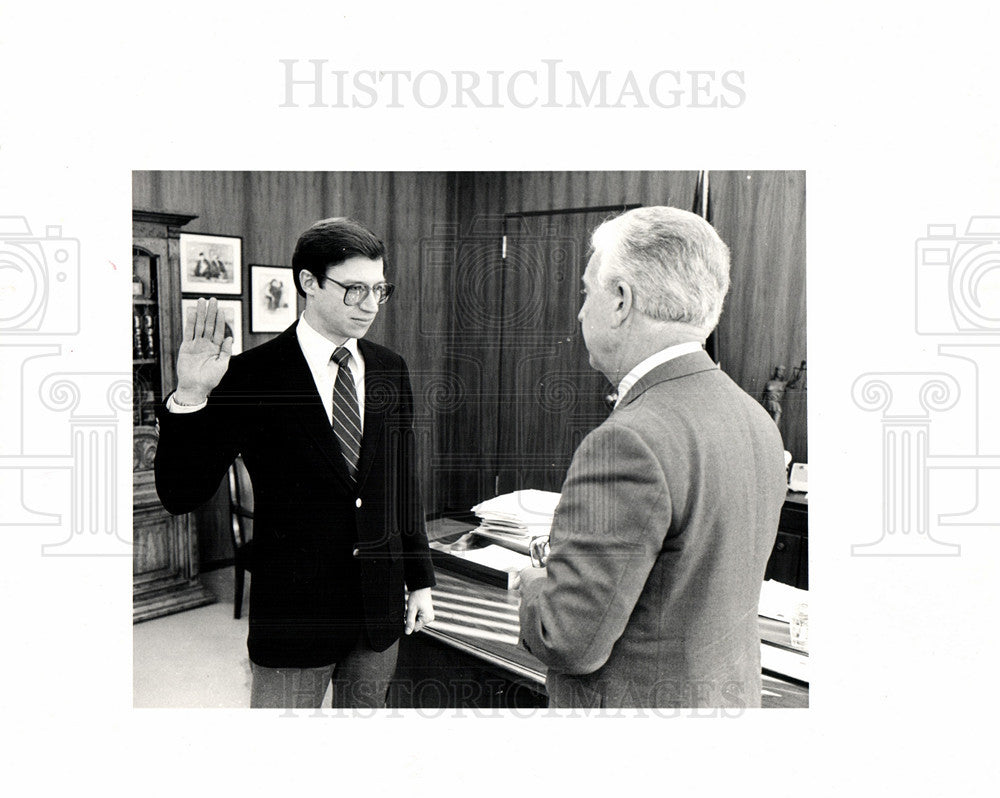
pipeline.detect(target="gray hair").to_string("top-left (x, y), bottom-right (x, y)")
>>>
top-left (591, 206), bottom-right (731, 331)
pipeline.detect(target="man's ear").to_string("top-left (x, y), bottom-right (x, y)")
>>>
top-left (299, 269), bottom-right (316, 296)
top-left (610, 280), bottom-right (633, 328)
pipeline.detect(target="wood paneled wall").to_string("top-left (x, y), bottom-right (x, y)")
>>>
top-left (438, 172), bottom-right (705, 512)
top-left (709, 171), bottom-right (807, 462)
top-left (133, 171), bottom-right (456, 561)
top-left (133, 170), bottom-right (807, 564)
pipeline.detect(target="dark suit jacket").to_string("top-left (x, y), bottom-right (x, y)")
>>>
top-left (518, 350), bottom-right (787, 708)
top-left (154, 322), bottom-right (435, 667)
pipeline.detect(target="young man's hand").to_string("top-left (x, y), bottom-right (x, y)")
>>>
top-left (174, 297), bottom-right (234, 404)
top-left (404, 588), bottom-right (434, 635)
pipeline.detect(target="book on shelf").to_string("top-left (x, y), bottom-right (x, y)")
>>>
top-left (141, 312), bottom-right (156, 358)
top-left (132, 314), bottom-right (143, 359)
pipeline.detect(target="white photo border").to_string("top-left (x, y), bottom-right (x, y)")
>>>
top-left (179, 232), bottom-right (243, 295)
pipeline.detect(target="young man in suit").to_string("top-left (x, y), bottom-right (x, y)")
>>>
top-left (155, 217), bottom-right (435, 709)
top-left (517, 206), bottom-right (787, 709)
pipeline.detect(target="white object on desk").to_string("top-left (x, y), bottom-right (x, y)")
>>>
top-left (760, 644), bottom-right (809, 683)
top-left (759, 579), bottom-right (808, 624)
top-left (788, 462), bottom-right (808, 493)
top-left (759, 579), bottom-right (809, 678)
top-left (471, 489), bottom-right (561, 539)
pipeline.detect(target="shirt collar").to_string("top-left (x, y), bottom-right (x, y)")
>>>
top-left (615, 341), bottom-right (703, 407)
top-left (296, 313), bottom-right (360, 369)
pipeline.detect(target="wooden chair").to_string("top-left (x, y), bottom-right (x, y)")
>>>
top-left (227, 455), bottom-right (254, 619)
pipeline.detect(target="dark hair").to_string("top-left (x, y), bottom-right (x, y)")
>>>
top-left (291, 217), bottom-right (386, 297)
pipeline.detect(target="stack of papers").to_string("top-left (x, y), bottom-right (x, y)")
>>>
top-left (758, 579), bottom-right (808, 623)
top-left (470, 489), bottom-right (561, 554)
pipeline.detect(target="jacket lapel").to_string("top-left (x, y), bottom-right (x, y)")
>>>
top-left (355, 338), bottom-right (387, 490)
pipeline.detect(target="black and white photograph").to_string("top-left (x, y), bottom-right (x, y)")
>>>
top-left (181, 297), bottom-right (243, 354)
top-left (250, 264), bottom-right (297, 332)
top-left (4, 3), bottom-right (1000, 796)
top-left (179, 232), bottom-right (242, 294)
top-left (133, 169), bottom-right (807, 711)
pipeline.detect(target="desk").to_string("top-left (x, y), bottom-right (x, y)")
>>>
top-left (391, 520), bottom-right (809, 710)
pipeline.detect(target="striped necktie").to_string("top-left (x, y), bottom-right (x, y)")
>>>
top-left (331, 346), bottom-right (361, 482)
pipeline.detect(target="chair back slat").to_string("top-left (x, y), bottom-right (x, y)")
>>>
top-left (228, 455), bottom-right (254, 546)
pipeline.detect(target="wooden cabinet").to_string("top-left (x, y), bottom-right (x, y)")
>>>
top-left (765, 493), bottom-right (808, 589)
top-left (132, 209), bottom-right (215, 622)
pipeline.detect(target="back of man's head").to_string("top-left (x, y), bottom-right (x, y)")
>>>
top-left (292, 217), bottom-right (386, 297)
top-left (591, 206), bottom-right (731, 332)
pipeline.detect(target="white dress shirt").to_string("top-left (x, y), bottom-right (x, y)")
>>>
top-left (167, 314), bottom-right (365, 429)
top-left (615, 341), bottom-right (704, 408)
top-left (294, 313), bottom-right (365, 430)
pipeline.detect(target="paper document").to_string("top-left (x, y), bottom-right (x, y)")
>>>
top-left (450, 544), bottom-right (532, 572)
top-left (758, 579), bottom-right (809, 623)
top-left (471, 489), bottom-right (561, 539)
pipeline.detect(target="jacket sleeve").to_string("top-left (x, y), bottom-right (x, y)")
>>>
top-left (518, 423), bottom-right (670, 675)
top-left (395, 359), bottom-right (436, 591)
top-left (153, 362), bottom-right (244, 516)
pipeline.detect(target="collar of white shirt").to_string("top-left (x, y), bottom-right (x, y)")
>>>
top-left (295, 314), bottom-right (365, 428)
top-left (615, 341), bottom-right (704, 408)
top-left (296, 313), bottom-right (362, 374)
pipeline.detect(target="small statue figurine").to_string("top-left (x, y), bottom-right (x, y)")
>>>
top-left (763, 365), bottom-right (788, 426)
top-left (787, 360), bottom-right (806, 391)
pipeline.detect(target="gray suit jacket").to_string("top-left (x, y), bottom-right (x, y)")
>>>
top-left (518, 350), bottom-right (787, 708)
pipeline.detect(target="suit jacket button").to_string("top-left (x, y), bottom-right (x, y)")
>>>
top-left (355, 498), bottom-right (362, 508)
top-left (352, 547), bottom-right (360, 558)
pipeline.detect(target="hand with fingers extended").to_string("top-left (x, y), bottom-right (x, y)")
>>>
top-left (174, 297), bottom-right (234, 405)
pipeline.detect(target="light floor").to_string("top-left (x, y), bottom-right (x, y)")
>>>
top-left (133, 567), bottom-right (264, 708)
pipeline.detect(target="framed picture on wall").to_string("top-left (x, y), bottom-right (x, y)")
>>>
top-left (250, 265), bottom-right (297, 332)
top-left (182, 298), bottom-right (243, 354)
top-left (179, 232), bottom-right (242, 294)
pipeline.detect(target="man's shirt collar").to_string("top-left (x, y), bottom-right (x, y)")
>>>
top-left (296, 313), bottom-right (360, 369)
top-left (616, 341), bottom-right (703, 407)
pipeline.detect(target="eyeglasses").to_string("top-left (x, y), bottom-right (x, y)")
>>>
top-left (324, 277), bottom-right (395, 306)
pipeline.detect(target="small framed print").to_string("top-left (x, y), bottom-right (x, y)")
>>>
top-left (179, 233), bottom-right (242, 294)
top-left (250, 265), bottom-right (298, 332)
top-left (182, 298), bottom-right (243, 355)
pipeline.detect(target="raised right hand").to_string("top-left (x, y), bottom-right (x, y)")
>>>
top-left (174, 297), bottom-right (234, 403)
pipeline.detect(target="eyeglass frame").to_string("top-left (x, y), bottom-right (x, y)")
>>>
top-left (322, 276), bottom-right (396, 306)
